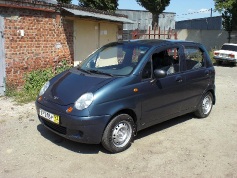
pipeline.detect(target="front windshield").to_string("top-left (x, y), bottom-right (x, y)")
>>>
top-left (79, 42), bottom-right (150, 76)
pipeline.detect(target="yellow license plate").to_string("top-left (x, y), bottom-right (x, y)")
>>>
top-left (39, 109), bottom-right (60, 124)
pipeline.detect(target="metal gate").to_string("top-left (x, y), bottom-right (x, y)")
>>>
top-left (0, 16), bottom-right (5, 96)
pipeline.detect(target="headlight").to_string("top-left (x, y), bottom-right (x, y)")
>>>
top-left (75, 93), bottom-right (94, 110)
top-left (39, 81), bottom-right (50, 96)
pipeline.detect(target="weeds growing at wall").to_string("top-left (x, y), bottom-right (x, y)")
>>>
top-left (209, 49), bottom-right (216, 64)
top-left (6, 60), bottom-right (72, 103)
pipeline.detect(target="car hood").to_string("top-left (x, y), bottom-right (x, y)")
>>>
top-left (45, 69), bottom-right (115, 105)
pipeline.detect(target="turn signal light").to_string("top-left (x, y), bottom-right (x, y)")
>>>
top-left (66, 107), bottom-right (73, 113)
top-left (38, 96), bottom-right (42, 101)
top-left (133, 88), bottom-right (138, 92)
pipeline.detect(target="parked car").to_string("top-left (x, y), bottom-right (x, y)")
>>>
top-left (35, 39), bottom-right (216, 153)
top-left (213, 43), bottom-right (237, 66)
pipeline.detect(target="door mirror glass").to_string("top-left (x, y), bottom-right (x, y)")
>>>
top-left (154, 69), bottom-right (167, 78)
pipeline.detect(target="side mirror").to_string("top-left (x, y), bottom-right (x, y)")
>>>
top-left (154, 69), bottom-right (167, 78)
top-left (89, 60), bottom-right (96, 68)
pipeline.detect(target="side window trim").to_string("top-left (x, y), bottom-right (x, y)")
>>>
top-left (141, 59), bottom-right (152, 80)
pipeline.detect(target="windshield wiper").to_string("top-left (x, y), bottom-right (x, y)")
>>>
top-left (88, 69), bottom-right (113, 77)
top-left (77, 67), bottom-right (91, 75)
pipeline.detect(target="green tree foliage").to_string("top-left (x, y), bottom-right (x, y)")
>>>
top-left (214, 0), bottom-right (235, 10)
top-left (222, 9), bottom-right (233, 32)
top-left (214, 0), bottom-right (237, 42)
top-left (57, 0), bottom-right (72, 4)
top-left (136, 0), bottom-right (170, 29)
top-left (78, 0), bottom-right (118, 11)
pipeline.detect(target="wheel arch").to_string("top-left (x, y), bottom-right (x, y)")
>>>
top-left (208, 89), bottom-right (216, 105)
top-left (106, 109), bottom-right (138, 134)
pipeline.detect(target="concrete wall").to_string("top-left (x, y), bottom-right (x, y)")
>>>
top-left (175, 29), bottom-right (237, 51)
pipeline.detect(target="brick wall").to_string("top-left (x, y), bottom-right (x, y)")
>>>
top-left (1, 6), bottom-right (74, 87)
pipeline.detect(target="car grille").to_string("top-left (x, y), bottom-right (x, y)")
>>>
top-left (40, 116), bottom-right (66, 135)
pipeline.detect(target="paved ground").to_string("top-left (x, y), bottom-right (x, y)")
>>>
top-left (0, 65), bottom-right (237, 178)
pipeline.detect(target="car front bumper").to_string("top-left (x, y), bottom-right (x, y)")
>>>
top-left (35, 101), bottom-right (111, 144)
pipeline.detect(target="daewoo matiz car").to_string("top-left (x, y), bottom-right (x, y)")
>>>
top-left (35, 39), bottom-right (216, 153)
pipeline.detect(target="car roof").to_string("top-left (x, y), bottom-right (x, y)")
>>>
top-left (223, 43), bottom-right (237, 46)
top-left (119, 39), bottom-right (199, 47)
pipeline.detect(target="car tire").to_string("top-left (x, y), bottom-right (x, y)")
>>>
top-left (101, 114), bottom-right (135, 153)
top-left (194, 92), bottom-right (213, 118)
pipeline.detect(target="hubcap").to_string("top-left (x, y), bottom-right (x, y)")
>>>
top-left (202, 95), bottom-right (212, 114)
top-left (112, 120), bottom-right (132, 147)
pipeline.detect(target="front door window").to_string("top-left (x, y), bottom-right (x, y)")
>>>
top-left (152, 47), bottom-right (180, 75)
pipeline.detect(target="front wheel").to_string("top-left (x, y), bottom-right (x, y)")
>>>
top-left (101, 114), bottom-right (135, 153)
top-left (194, 92), bottom-right (213, 118)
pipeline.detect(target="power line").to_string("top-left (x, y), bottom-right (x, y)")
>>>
top-left (176, 9), bottom-right (211, 17)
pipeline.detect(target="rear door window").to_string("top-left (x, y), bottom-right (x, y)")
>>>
top-left (184, 47), bottom-right (205, 70)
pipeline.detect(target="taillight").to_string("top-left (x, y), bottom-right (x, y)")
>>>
top-left (214, 52), bottom-right (219, 56)
top-left (229, 54), bottom-right (235, 58)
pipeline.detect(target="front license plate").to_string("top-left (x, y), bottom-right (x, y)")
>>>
top-left (39, 109), bottom-right (60, 124)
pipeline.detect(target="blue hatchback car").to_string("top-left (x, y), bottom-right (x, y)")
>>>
top-left (35, 39), bottom-right (215, 153)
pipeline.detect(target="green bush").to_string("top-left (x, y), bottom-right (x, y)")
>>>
top-left (208, 49), bottom-right (217, 64)
top-left (23, 68), bottom-right (54, 101)
top-left (6, 60), bottom-right (72, 103)
top-left (55, 60), bottom-right (72, 74)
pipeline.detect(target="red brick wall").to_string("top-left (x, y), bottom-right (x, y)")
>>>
top-left (1, 7), bottom-right (74, 87)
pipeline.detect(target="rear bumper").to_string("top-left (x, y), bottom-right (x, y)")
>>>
top-left (36, 101), bottom-right (110, 144)
top-left (214, 56), bottom-right (237, 63)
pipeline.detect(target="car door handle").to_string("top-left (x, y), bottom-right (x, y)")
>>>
top-left (176, 76), bottom-right (183, 82)
top-left (205, 70), bottom-right (210, 76)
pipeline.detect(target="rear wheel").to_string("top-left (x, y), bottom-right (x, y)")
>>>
top-left (194, 92), bottom-right (213, 118)
top-left (101, 114), bottom-right (135, 153)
